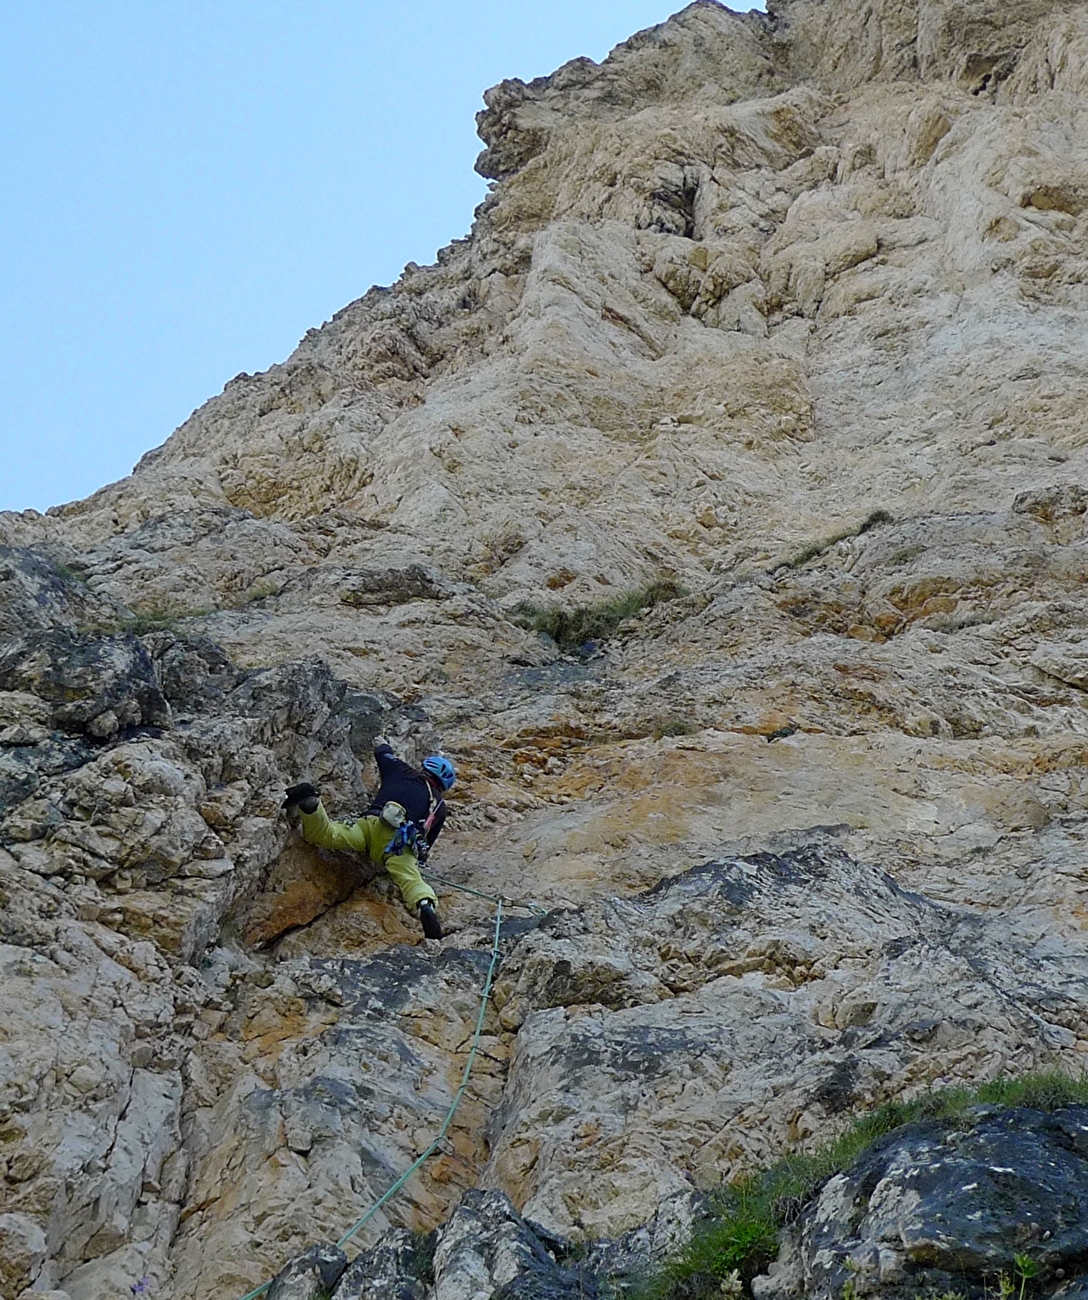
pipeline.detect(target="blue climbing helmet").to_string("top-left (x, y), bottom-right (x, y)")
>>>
top-left (421, 755), bottom-right (455, 790)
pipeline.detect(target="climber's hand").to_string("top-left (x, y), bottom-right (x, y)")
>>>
top-left (283, 782), bottom-right (320, 814)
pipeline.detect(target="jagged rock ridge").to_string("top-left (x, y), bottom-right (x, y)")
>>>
top-left (4, 0), bottom-right (1088, 1297)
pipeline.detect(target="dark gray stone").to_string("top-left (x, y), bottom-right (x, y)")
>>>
top-left (228, 657), bottom-right (349, 740)
top-left (754, 1106), bottom-right (1088, 1300)
top-left (144, 632), bottom-right (240, 711)
top-left (0, 544), bottom-right (119, 639)
top-left (310, 946), bottom-right (495, 1024)
top-left (267, 1242), bottom-right (347, 1300)
top-left (331, 1228), bottom-right (433, 1299)
top-left (0, 629), bottom-right (170, 740)
top-left (337, 566), bottom-right (451, 608)
top-left (1054, 1277), bottom-right (1088, 1300)
top-left (225, 658), bottom-right (370, 804)
top-left (335, 688), bottom-right (392, 757)
top-left (0, 734), bottom-right (94, 818)
top-left (441, 1190), bottom-right (602, 1298)
top-left (0, 751), bottom-right (38, 812)
top-left (335, 1190), bottom-right (602, 1300)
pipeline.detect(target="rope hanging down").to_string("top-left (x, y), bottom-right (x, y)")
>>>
top-left (234, 900), bottom-right (505, 1300)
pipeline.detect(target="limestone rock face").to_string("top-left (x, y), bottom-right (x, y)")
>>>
top-left (0, 545), bottom-right (125, 641)
top-left (5, 0), bottom-right (1088, 1296)
top-left (485, 843), bottom-right (1086, 1238)
top-left (164, 941), bottom-right (510, 1300)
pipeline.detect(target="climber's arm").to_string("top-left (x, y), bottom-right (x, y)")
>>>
top-left (375, 742), bottom-right (418, 783)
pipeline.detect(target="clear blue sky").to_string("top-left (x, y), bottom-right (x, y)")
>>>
top-left (0, 2), bottom-right (763, 514)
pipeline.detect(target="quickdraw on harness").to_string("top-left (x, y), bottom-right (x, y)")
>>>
top-left (384, 819), bottom-right (426, 859)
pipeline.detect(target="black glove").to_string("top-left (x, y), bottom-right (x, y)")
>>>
top-left (283, 782), bottom-right (320, 814)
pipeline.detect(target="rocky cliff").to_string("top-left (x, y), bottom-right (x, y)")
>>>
top-left (4, 1), bottom-right (1088, 1297)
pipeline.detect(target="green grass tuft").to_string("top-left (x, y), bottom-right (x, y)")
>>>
top-left (652, 717), bottom-right (700, 741)
top-left (121, 603), bottom-right (216, 635)
top-left (407, 1230), bottom-right (438, 1285)
top-left (630, 1072), bottom-right (1088, 1300)
top-left (857, 508), bottom-right (894, 534)
top-left (973, 1072), bottom-right (1088, 1112)
top-left (52, 560), bottom-right (91, 586)
top-left (513, 579), bottom-right (686, 651)
top-left (777, 509), bottom-right (895, 572)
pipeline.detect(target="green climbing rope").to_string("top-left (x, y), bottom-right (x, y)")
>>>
top-left (234, 899), bottom-right (505, 1300)
top-left (422, 868), bottom-right (549, 916)
top-left (337, 897), bottom-right (504, 1248)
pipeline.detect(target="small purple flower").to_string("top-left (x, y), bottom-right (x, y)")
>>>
top-left (131, 1278), bottom-right (151, 1296)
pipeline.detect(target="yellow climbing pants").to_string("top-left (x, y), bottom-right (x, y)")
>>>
top-left (298, 803), bottom-right (437, 913)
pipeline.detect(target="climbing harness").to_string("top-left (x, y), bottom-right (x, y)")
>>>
top-left (233, 900), bottom-right (505, 1300)
top-left (379, 793), bottom-right (425, 857)
top-left (380, 795), bottom-right (446, 862)
top-left (383, 817), bottom-right (426, 860)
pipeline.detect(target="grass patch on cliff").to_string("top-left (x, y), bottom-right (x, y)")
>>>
top-left (52, 559), bottom-right (91, 586)
top-left (122, 606), bottom-right (196, 635)
top-left (632, 1072), bottom-right (1088, 1300)
top-left (652, 716), bottom-right (700, 741)
top-left (78, 601), bottom-right (217, 637)
top-left (512, 579), bottom-right (686, 651)
top-left (775, 508), bottom-right (894, 572)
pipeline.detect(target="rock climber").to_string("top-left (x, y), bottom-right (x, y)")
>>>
top-left (282, 739), bottom-right (455, 940)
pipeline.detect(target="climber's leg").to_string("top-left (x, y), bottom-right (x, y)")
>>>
top-left (384, 847), bottom-right (438, 914)
top-left (353, 817), bottom-right (440, 935)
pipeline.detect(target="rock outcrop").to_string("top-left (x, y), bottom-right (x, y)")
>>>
top-left (755, 1104), bottom-right (1088, 1300)
top-left (4, 0), bottom-right (1088, 1296)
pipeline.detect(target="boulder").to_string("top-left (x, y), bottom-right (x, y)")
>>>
top-left (267, 1244), bottom-right (347, 1300)
top-left (330, 1192), bottom-right (599, 1300)
top-left (0, 629), bottom-right (169, 741)
top-left (753, 1106), bottom-right (1088, 1300)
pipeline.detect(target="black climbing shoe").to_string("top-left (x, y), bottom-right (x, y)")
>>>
top-left (283, 782), bottom-right (320, 814)
top-left (418, 900), bottom-right (443, 940)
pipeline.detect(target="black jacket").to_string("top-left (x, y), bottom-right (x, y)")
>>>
top-left (367, 744), bottom-right (447, 846)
